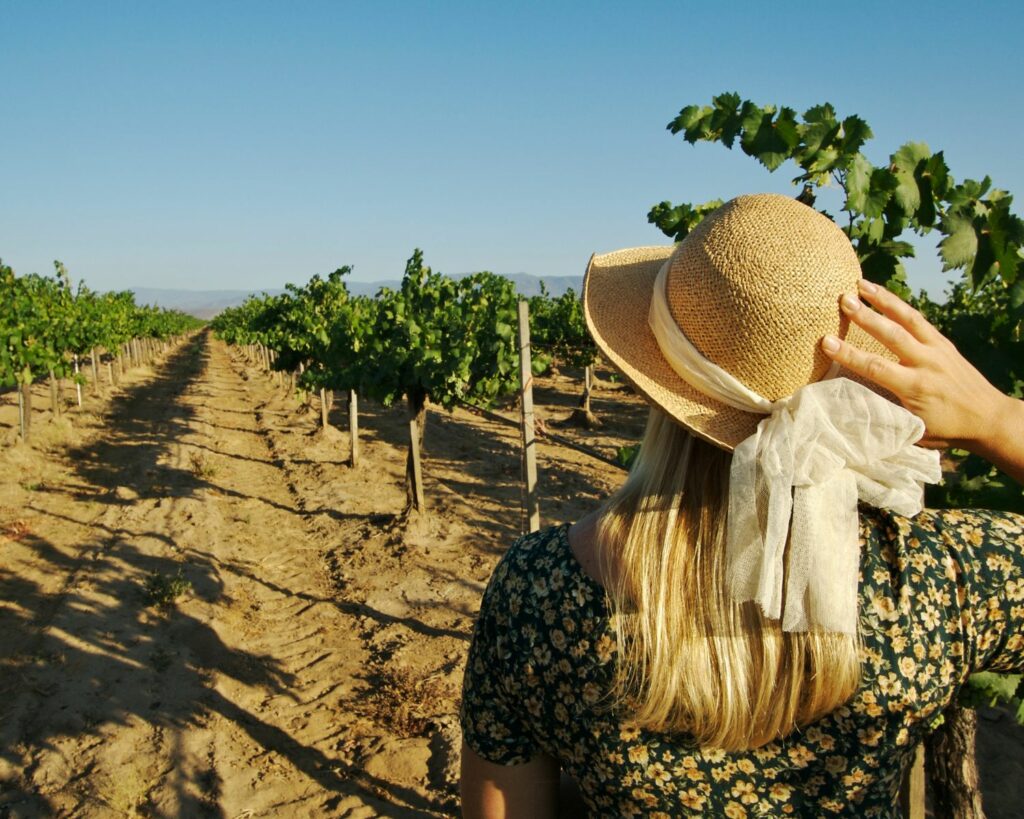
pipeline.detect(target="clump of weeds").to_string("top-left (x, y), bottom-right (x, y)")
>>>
top-left (188, 450), bottom-right (216, 479)
top-left (144, 568), bottom-right (192, 609)
top-left (361, 666), bottom-right (458, 738)
top-left (1, 519), bottom-right (33, 543)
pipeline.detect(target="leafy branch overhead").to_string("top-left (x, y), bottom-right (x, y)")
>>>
top-left (650, 93), bottom-right (1024, 309)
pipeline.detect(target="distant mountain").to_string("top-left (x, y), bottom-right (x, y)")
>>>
top-left (498, 273), bottom-right (583, 298)
top-left (130, 288), bottom-right (285, 320)
top-left (129, 272), bottom-right (583, 319)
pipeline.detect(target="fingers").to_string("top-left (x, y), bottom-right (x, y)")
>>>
top-left (836, 287), bottom-right (928, 364)
top-left (855, 280), bottom-right (938, 345)
top-left (821, 333), bottom-right (906, 395)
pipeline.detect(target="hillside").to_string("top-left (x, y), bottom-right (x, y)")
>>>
top-left (131, 273), bottom-right (584, 319)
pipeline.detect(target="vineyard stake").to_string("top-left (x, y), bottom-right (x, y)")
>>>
top-left (90, 348), bottom-right (100, 393)
top-left (49, 369), bottom-right (60, 417)
top-left (408, 413), bottom-right (426, 512)
top-left (73, 355), bottom-right (83, 407)
top-left (349, 390), bottom-right (359, 466)
top-left (17, 383), bottom-right (28, 442)
top-left (898, 744), bottom-right (925, 819)
top-left (320, 387), bottom-right (329, 429)
top-left (518, 300), bottom-right (540, 533)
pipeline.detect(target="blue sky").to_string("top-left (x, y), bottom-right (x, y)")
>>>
top-left (2, 1), bottom-right (1022, 297)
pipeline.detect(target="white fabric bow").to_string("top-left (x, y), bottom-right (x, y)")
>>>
top-left (648, 261), bottom-right (942, 633)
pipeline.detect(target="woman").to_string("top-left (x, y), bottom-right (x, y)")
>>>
top-left (460, 194), bottom-right (1024, 817)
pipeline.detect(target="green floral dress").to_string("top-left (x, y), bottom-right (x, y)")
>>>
top-left (460, 507), bottom-right (1024, 817)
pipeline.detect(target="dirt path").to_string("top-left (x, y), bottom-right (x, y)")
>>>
top-left (0, 336), bottom-right (476, 817)
top-left (0, 332), bottom-right (629, 818)
top-left (2, 334), bottom-right (1019, 818)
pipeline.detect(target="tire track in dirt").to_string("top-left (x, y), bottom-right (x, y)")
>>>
top-left (225, 350), bottom-right (465, 817)
top-left (0, 334), bottom-right (452, 818)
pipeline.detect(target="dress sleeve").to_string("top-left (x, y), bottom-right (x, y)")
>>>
top-left (859, 508), bottom-right (1024, 722)
top-left (460, 544), bottom-right (540, 764)
top-left (946, 509), bottom-right (1024, 674)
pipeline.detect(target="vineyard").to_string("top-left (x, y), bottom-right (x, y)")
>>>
top-left (1, 93), bottom-right (1023, 817)
top-left (1, 260), bottom-right (203, 441)
top-left (1, 252), bottom-right (1022, 817)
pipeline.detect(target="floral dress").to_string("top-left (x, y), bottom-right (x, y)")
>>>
top-left (460, 507), bottom-right (1024, 817)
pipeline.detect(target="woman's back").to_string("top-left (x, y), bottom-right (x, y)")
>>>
top-left (461, 507), bottom-right (1024, 817)
top-left (459, 194), bottom-right (1024, 817)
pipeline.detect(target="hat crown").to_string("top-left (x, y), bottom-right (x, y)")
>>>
top-left (665, 194), bottom-right (860, 401)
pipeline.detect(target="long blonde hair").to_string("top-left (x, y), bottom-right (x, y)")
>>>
top-left (596, 409), bottom-right (861, 750)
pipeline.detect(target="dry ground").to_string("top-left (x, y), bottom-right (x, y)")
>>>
top-left (0, 333), bottom-right (1019, 818)
top-left (0, 333), bottom-right (641, 817)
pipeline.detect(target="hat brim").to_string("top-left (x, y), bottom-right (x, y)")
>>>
top-left (582, 246), bottom-right (898, 452)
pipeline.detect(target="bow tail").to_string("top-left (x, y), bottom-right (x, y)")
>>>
top-left (784, 475), bottom-right (861, 634)
top-left (726, 429), bottom-right (795, 621)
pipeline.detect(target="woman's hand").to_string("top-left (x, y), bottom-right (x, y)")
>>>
top-left (821, 279), bottom-right (1024, 482)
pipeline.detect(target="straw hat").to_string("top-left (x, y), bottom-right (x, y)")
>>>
top-left (583, 193), bottom-right (892, 451)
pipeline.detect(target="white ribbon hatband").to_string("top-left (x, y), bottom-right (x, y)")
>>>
top-left (647, 261), bottom-right (942, 634)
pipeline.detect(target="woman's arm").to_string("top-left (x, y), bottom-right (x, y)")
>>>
top-left (460, 743), bottom-right (560, 819)
top-left (821, 279), bottom-right (1024, 483)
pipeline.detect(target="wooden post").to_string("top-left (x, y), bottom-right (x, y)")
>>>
top-left (320, 387), bottom-right (329, 429)
top-left (18, 384), bottom-right (27, 441)
top-left (107, 360), bottom-right (114, 387)
top-left (19, 382), bottom-right (32, 442)
top-left (349, 390), bottom-right (359, 466)
top-left (90, 348), bottom-right (100, 393)
top-left (73, 355), bottom-right (83, 407)
top-left (899, 744), bottom-right (926, 819)
top-left (408, 413), bottom-right (426, 512)
top-left (49, 369), bottom-right (61, 417)
top-left (518, 300), bottom-right (540, 533)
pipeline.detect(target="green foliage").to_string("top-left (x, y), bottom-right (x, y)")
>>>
top-left (616, 444), bottom-right (640, 470)
top-left (960, 673), bottom-right (1024, 724)
top-left (143, 568), bottom-right (192, 609)
top-left (527, 282), bottom-right (597, 370)
top-left (919, 278), bottom-right (1024, 514)
top-left (648, 199), bottom-right (724, 242)
top-left (359, 250), bottom-right (521, 411)
top-left (1, 259), bottom-right (200, 390)
top-left (651, 93), bottom-right (1024, 306)
top-left (211, 251), bottom-right (523, 508)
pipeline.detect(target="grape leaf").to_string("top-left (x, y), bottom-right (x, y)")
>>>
top-left (940, 214), bottom-right (978, 271)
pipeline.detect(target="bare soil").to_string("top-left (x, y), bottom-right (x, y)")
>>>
top-left (0, 333), bottom-right (1019, 818)
top-left (0, 334), bottom-right (640, 818)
